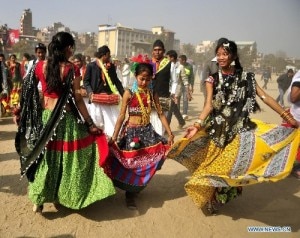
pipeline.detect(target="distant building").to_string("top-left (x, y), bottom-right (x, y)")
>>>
top-left (235, 41), bottom-right (257, 54)
top-left (97, 23), bottom-right (179, 59)
top-left (195, 40), bottom-right (214, 54)
top-left (20, 9), bottom-right (33, 36)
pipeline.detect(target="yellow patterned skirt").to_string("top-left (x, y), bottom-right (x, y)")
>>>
top-left (168, 119), bottom-right (300, 208)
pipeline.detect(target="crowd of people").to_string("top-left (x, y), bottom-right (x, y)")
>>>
top-left (2, 32), bottom-right (299, 217)
top-left (0, 44), bottom-right (47, 117)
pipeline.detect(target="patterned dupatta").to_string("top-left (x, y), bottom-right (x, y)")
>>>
top-left (15, 66), bottom-right (76, 181)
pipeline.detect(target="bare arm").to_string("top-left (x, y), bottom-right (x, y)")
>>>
top-left (256, 83), bottom-right (298, 127)
top-left (153, 93), bottom-right (174, 145)
top-left (110, 89), bottom-right (131, 142)
top-left (198, 81), bottom-right (213, 121)
top-left (290, 85), bottom-right (300, 103)
top-left (73, 75), bottom-right (102, 134)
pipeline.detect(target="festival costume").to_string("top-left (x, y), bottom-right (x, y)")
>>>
top-left (83, 60), bottom-right (124, 137)
top-left (107, 89), bottom-right (169, 192)
top-left (9, 63), bottom-right (22, 107)
top-left (286, 70), bottom-right (300, 163)
top-left (168, 71), bottom-right (300, 208)
top-left (16, 61), bottom-right (115, 209)
top-left (150, 57), bottom-right (171, 135)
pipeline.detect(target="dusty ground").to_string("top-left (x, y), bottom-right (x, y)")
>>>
top-left (0, 75), bottom-right (299, 238)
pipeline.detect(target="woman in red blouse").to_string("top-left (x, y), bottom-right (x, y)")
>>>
top-left (16, 32), bottom-right (115, 213)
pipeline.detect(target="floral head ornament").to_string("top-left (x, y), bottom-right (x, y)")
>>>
top-left (130, 54), bottom-right (151, 74)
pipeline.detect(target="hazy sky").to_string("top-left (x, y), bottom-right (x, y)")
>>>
top-left (1, 0), bottom-right (300, 58)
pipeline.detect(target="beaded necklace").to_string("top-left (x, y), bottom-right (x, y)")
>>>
top-left (135, 87), bottom-right (151, 124)
top-left (216, 69), bottom-right (239, 106)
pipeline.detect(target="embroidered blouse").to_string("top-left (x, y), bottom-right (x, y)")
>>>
top-left (128, 91), bottom-right (151, 116)
top-left (205, 70), bottom-right (259, 148)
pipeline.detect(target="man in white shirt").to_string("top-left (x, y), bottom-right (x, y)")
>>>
top-left (166, 50), bottom-right (186, 128)
top-left (24, 43), bottom-right (47, 92)
top-left (121, 58), bottom-right (131, 88)
top-left (25, 43), bottom-right (47, 76)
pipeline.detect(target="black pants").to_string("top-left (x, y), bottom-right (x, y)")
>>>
top-left (166, 99), bottom-right (185, 125)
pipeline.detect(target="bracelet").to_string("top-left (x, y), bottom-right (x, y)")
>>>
top-left (281, 112), bottom-right (294, 122)
top-left (195, 119), bottom-right (204, 126)
top-left (284, 115), bottom-right (294, 121)
top-left (260, 95), bottom-right (266, 100)
top-left (85, 116), bottom-right (94, 128)
top-left (280, 111), bottom-right (292, 120)
top-left (193, 122), bottom-right (201, 130)
top-left (280, 111), bottom-right (288, 117)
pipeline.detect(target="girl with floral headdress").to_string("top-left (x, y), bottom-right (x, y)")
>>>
top-left (168, 38), bottom-right (300, 215)
top-left (107, 56), bottom-right (174, 209)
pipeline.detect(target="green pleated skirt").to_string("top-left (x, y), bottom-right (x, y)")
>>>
top-left (28, 110), bottom-right (115, 209)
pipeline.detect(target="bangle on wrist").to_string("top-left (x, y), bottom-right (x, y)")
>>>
top-left (196, 119), bottom-right (204, 126)
top-left (194, 119), bottom-right (204, 129)
top-left (193, 122), bottom-right (201, 130)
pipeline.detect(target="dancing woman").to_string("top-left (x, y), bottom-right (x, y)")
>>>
top-left (168, 38), bottom-right (300, 215)
top-left (107, 60), bottom-right (174, 209)
top-left (15, 32), bottom-right (115, 213)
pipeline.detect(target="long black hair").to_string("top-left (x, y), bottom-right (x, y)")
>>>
top-left (46, 32), bottom-right (75, 92)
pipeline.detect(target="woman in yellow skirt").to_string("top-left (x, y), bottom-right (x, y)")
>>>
top-left (168, 38), bottom-right (300, 215)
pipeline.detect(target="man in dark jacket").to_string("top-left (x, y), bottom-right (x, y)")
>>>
top-left (150, 39), bottom-right (173, 135)
top-left (83, 45), bottom-right (124, 137)
top-left (276, 69), bottom-right (294, 107)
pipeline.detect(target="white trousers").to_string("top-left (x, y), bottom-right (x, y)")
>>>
top-left (150, 110), bottom-right (167, 136)
top-left (87, 103), bottom-right (120, 137)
